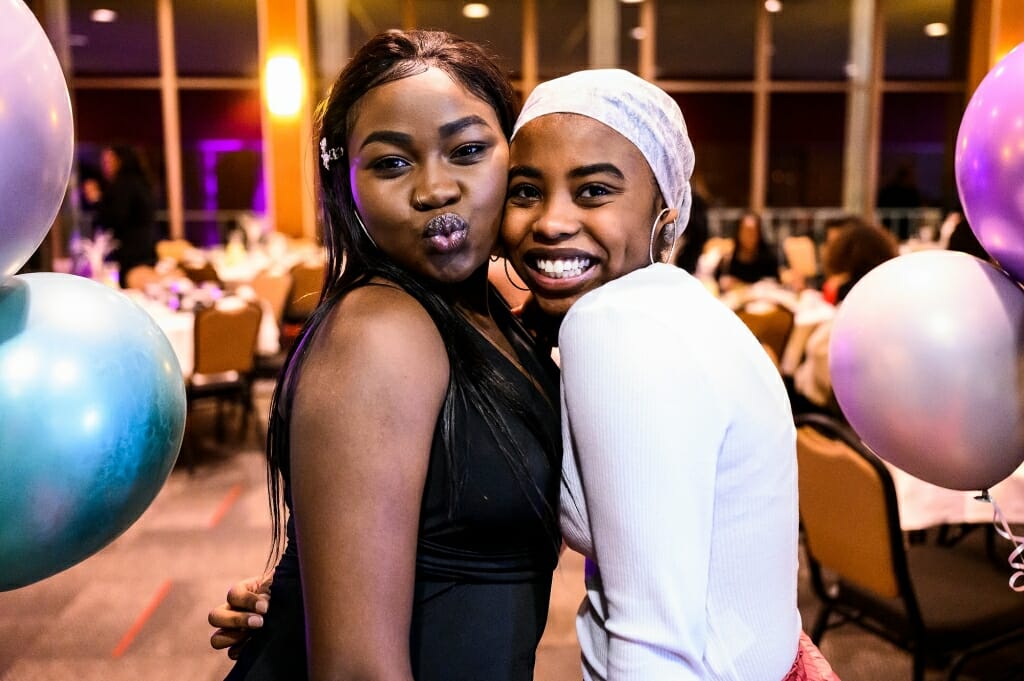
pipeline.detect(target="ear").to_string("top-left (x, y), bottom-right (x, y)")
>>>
top-left (654, 207), bottom-right (681, 262)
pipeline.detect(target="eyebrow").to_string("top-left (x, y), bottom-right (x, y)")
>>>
top-left (359, 130), bottom-right (412, 151)
top-left (359, 115), bottom-right (492, 152)
top-left (508, 164), bottom-right (542, 180)
top-left (438, 114), bottom-right (491, 139)
top-left (569, 163), bottom-right (625, 180)
top-left (507, 162), bottom-right (626, 181)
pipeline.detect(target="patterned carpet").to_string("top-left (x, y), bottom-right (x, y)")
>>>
top-left (1, 379), bottom-right (1022, 681)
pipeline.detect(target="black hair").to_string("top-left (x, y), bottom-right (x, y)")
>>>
top-left (265, 29), bottom-right (560, 566)
top-left (823, 220), bottom-right (898, 301)
top-left (104, 143), bottom-right (153, 184)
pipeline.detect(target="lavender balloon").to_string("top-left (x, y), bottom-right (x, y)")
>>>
top-left (0, 0), bottom-right (74, 278)
top-left (830, 250), bottom-right (1024, 491)
top-left (955, 43), bottom-right (1024, 282)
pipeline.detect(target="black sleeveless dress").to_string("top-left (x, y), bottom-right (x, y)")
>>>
top-left (224, 296), bottom-right (562, 681)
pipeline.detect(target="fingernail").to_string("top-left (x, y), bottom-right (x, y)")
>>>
top-left (255, 599), bottom-right (268, 614)
top-left (248, 615), bottom-right (264, 628)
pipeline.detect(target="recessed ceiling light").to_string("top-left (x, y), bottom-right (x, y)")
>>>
top-left (924, 22), bottom-right (949, 38)
top-left (765, 0), bottom-right (783, 13)
top-left (90, 8), bottom-right (118, 23)
top-left (462, 3), bottom-right (490, 19)
top-left (620, 0), bottom-right (644, 4)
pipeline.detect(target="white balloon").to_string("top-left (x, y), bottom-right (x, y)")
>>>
top-left (830, 250), bottom-right (1024, 491)
top-left (0, 0), bottom-right (74, 278)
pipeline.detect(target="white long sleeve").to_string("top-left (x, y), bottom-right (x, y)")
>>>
top-left (558, 264), bottom-right (800, 681)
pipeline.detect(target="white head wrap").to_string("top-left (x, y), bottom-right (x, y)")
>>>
top-left (512, 68), bottom-right (696, 234)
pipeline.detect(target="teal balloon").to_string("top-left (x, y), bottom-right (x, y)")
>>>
top-left (0, 273), bottom-right (186, 591)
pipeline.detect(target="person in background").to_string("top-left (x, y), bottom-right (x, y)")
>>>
top-left (92, 144), bottom-right (158, 287)
top-left (792, 221), bottom-right (898, 417)
top-left (876, 162), bottom-right (923, 241)
top-left (944, 212), bottom-right (991, 262)
top-left (714, 211), bottom-right (780, 292)
top-left (218, 29), bottom-right (562, 681)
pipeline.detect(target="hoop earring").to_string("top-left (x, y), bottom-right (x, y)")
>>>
top-left (490, 253), bottom-right (500, 263)
top-left (648, 208), bottom-right (672, 265)
top-left (503, 257), bottom-right (531, 292)
top-left (353, 210), bottom-right (378, 249)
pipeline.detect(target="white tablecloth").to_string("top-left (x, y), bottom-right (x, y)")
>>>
top-left (122, 291), bottom-right (279, 377)
top-left (888, 463), bottom-right (1024, 530)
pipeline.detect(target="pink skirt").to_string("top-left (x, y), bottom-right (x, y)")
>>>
top-left (783, 631), bottom-right (842, 681)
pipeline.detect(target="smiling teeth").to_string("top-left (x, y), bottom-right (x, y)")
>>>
top-left (534, 257), bottom-right (591, 279)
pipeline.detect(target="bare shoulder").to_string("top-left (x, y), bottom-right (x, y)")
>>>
top-left (293, 282), bottom-right (450, 413)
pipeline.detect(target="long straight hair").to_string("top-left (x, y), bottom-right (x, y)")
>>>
top-left (265, 30), bottom-right (561, 567)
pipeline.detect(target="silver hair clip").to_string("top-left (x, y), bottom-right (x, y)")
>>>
top-left (320, 137), bottom-right (344, 170)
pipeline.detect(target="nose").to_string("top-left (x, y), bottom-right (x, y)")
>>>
top-left (531, 195), bottom-right (580, 243)
top-left (412, 159), bottom-right (460, 211)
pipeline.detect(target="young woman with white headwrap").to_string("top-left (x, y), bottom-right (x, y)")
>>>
top-left (501, 69), bottom-right (837, 681)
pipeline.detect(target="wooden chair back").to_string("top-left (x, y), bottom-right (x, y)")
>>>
top-left (192, 301), bottom-right (262, 375)
top-left (250, 269), bottom-right (293, 326)
top-left (736, 302), bottom-right (794, 362)
top-left (285, 260), bottom-right (326, 323)
top-left (796, 416), bottom-right (902, 598)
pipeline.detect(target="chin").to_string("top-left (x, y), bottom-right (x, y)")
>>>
top-left (534, 295), bottom-right (577, 318)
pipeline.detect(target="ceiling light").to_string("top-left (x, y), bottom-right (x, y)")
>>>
top-left (629, 26), bottom-right (647, 41)
top-left (90, 8), bottom-right (118, 23)
top-left (620, 0), bottom-right (645, 4)
top-left (765, 0), bottom-right (783, 13)
top-left (462, 3), bottom-right (490, 19)
top-left (265, 55), bottom-right (303, 118)
top-left (924, 22), bottom-right (949, 38)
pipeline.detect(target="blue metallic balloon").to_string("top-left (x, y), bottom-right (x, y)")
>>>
top-left (0, 273), bottom-right (186, 591)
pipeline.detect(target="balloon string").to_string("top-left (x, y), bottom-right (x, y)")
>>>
top-left (976, 489), bottom-right (1024, 592)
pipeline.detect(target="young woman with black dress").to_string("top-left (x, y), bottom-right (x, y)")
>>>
top-left (218, 30), bottom-right (562, 681)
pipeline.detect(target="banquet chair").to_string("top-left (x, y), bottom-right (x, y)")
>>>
top-left (249, 268), bottom-right (294, 380)
top-left (280, 260), bottom-right (326, 350)
top-left (735, 301), bottom-right (794, 363)
top-left (284, 260), bottom-right (326, 322)
top-left (124, 264), bottom-right (162, 290)
top-left (183, 300), bottom-right (263, 472)
top-left (795, 413), bottom-right (1024, 681)
top-left (250, 268), bottom-right (293, 327)
top-left (155, 238), bottom-right (194, 263)
top-left (181, 261), bottom-right (222, 287)
top-left (782, 234), bottom-right (819, 279)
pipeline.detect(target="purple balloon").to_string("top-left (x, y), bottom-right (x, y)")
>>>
top-left (830, 250), bottom-right (1024, 491)
top-left (956, 43), bottom-right (1024, 283)
top-left (0, 0), bottom-right (74, 279)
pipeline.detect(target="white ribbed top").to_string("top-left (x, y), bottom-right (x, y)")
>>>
top-left (558, 263), bottom-right (801, 681)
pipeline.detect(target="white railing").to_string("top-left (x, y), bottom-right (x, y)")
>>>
top-left (706, 207), bottom-right (946, 245)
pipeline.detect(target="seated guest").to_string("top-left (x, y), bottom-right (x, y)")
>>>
top-left (792, 221), bottom-right (898, 416)
top-left (715, 211), bottom-right (780, 292)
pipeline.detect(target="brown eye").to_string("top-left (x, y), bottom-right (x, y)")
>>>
top-left (577, 183), bottom-right (612, 200)
top-left (452, 143), bottom-right (488, 161)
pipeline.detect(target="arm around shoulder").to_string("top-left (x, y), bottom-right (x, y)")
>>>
top-left (289, 285), bottom-right (449, 681)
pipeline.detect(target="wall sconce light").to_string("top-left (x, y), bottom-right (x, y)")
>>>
top-left (265, 55), bottom-right (303, 118)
